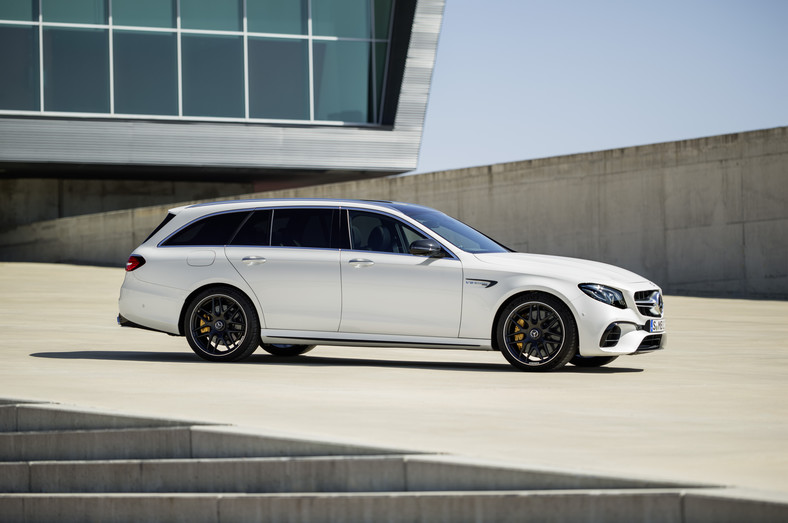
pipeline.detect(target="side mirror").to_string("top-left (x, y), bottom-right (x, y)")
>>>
top-left (409, 239), bottom-right (445, 258)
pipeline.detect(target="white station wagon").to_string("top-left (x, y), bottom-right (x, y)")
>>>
top-left (118, 199), bottom-right (665, 371)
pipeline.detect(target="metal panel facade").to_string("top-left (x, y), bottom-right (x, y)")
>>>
top-left (0, 0), bottom-right (444, 174)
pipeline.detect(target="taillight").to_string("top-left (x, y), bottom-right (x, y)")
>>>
top-left (126, 255), bottom-right (146, 272)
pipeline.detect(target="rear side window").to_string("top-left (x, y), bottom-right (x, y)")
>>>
top-left (230, 210), bottom-right (272, 246)
top-left (271, 208), bottom-right (335, 248)
top-left (162, 211), bottom-right (250, 247)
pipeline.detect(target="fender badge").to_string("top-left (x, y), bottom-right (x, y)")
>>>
top-left (465, 279), bottom-right (497, 289)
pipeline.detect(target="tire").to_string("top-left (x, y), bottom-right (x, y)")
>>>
top-left (260, 343), bottom-right (315, 357)
top-left (496, 293), bottom-right (578, 372)
top-left (183, 287), bottom-right (260, 362)
top-left (571, 355), bottom-right (619, 368)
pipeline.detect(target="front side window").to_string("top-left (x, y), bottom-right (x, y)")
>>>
top-left (393, 205), bottom-right (510, 254)
top-left (349, 210), bottom-right (427, 254)
top-left (162, 211), bottom-right (250, 247)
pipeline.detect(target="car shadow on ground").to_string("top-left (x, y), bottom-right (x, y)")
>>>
top-left (29, 351), bottom-right (643, 374)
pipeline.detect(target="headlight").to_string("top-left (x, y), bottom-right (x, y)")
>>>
top-left (579, 284), bottom-right (627, 309)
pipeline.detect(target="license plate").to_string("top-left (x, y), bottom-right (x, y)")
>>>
top-left (648, 319), bottom-right (665, 333)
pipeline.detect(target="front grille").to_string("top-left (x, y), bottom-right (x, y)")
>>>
top-left (637, 334), bottom-right (663, 352)
top-left (635, 290), bottom-right (663, 317)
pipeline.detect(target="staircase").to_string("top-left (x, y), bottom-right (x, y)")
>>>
top-left (2, 398), bottom-right (786, 522)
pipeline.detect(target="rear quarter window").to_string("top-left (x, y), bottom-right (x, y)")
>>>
top-left (144, 213), bottom-right (176, 243)
top-left (162, 211), bottom-right (250, 247)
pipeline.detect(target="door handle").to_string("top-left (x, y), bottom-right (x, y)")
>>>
top-left (242, 256), bottom-right (267, 266)
top-left (349, 258), bottom-right (374, 268)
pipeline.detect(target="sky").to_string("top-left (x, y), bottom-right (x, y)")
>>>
top-left (413, 0), bottom-right (788, 173)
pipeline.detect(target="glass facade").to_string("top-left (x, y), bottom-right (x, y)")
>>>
top-left (0, 0), bottom-right (395, 124)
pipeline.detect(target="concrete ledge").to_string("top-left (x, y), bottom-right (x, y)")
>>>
top-left (0, 403), bottom-right (219, 433)
top-left (190, 426), bottom-right (421, 459)
top-left (0, 427), bottom-right (194, 462)
top-left (4, 490), bottom-right (787, 523)
top-left (0, 494), bottom-right (218, 523)
top-left (683, 488), bottom-right (788, 523)
top-left (9, 457), bottom-right (407, 494)
top-left (404, 455), bottom-right (708, 491)
top-left (0, 490), bottom-right (704, 523)
top-left (3, 398), bottom-right (788, 522)
top-left (0, 455), bottom-right (706, 494)
top-left (0, 426), bottom-right (422, 463)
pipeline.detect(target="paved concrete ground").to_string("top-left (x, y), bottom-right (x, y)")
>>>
top-left (2, 262), bottom-right (787, 495)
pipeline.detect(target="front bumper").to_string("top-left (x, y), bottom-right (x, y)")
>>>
top-left (571, 288), bottom-right (667, 357)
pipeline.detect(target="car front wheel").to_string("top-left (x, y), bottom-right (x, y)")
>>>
top-left (497, 293), bottom-right (578, 372)
top-left (184, 288), bottom-right (260, 362)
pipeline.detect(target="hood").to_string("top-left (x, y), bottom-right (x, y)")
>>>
top-left (473, 252), bottom-right (651, 286)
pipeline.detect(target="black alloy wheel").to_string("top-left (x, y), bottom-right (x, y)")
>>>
top-left (260, 343), bottom-right (316, 357)
top-left (184, 288), bottom-right (259, 362)
top-left (497, 293), bottom-right (578, 371)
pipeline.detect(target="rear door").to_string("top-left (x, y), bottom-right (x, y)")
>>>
top-left (225, 207), bottom-right (342, 331)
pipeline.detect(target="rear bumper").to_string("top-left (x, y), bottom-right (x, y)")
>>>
top-left (117, 314), bottom-right (173, 335)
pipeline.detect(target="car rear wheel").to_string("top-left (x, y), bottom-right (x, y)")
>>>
top-left (184, 288), bottom-right (259, 362)
top-left (571, 355), bottom-right (618, 367)
top-left (260, 343), bottom-right (315, 357)
top-left (497, 293), bottom-right (578, 372)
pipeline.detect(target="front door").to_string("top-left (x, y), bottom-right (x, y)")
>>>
top-left (339, 210), bottom-right (463, 338)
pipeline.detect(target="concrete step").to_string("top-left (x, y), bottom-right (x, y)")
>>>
top-left (0, 425), bottom-right (415, 462)
top-left (4, 489), bottom-right (788, 523)
top-left (0, 455), bottom-right (692, 495)
top-left (2, 399), bottom-right (787, 523)
top-left (0, 403), bottom-right (212, 432)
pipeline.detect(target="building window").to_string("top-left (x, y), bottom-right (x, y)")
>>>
top-left (0, 0), bottom-right (395, 125)
top-left (248, 38), bottom-right (310, 120)
top-left (0, 24), bottom-right (39, 111)
top-left (182, 35), bottom-right (245, 118)
top-left (43, 27), bottom-right (110, 113)
top-left (113, 31), bottom-right (178, 116)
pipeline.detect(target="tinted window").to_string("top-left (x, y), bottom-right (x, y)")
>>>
top-left (248, 37), bottom-right (309, 120)
top-left (230, 210), bottom-right (272, 246)
top-left (163, 211), bottom-right (250, 246)
top-left (0, 25), bottom-right (39, 111)
top-left (43, 28), bottom-right (109, 113)
top-left (271, 208), bottom-right (335, 249)
top-left (349, 211), bottom-right (426, 254)
top-left (144, 212), bottom-right (176, 243)
top-left (392, 205), bottom-right (510, 254)
top-left (181, 34), bottom-right (244, 118)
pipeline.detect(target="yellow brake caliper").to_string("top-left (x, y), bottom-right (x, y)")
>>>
top-left (199, 314), bottom-right (211, 334)
top-left (514, 318), bottom-right (525, 350)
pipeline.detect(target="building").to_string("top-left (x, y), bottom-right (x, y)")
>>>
top-left (0, 0), bottom-right (444, 229)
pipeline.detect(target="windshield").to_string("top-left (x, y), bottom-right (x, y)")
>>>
top-left (392, 205), bottom-right (510, 254)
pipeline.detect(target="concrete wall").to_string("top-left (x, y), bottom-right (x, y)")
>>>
top-left (0, 178), bottom-right (258, 232)
top-left (1, 126), bottom-right (786, 298)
